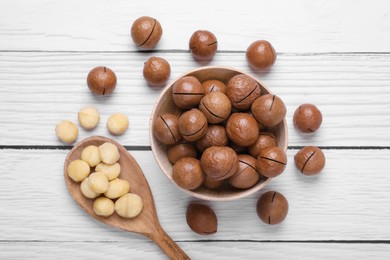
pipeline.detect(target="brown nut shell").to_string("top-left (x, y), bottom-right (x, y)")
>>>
top-left (293, 104), bottom-right (323, 133)
top-left (172, 157), bottom-right (204, 190)
top-left (251, 94), bottom-right (286, 127)
top-left (246, 40), bottom-right (277, 70)
top-left (186, 203), bottom-right (217, 235)
top-left (256, 147), bottom-right (287, 178)
top-left (167, 143), bottom-right (198, 164)
top-left (153, 113), bottom-right (182, 145)
top-left (172, 76), bottom-right (204, 109)
top-left (199, 92), bottom-right (231, 124)
top-left (294, 146), bottom-right (325, 175)
top-left (226, 74), bottom-right (261, 110)
top-left (248, 132), bottom-right (277, 157)
top-left (189, 30), bottom-right (218, 61)
top-left (257, 191), bottom-right (288, 225)
top-left (87, 66), bottom-right (117, 95)
top-left (229, 154), bottom-right (260, 189)
top-left (143, 56), bottom-right (171, 87)
top-left (202, 80), bottom-right (226, 94)
top-left (196, 125), bottom-right (228, 153)
top-left (131, 16), bottom-right (162, 49)
top-left (178, 109), bottom-right (208, 142)
top-left (200, 146), bottom-right (239, 181)
top-left (202, 176), bottom-right (224, 190)
top-left (226, 113), bottom-right (259, 147)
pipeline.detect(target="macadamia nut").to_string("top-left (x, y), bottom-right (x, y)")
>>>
top-left (115, 193), bottom-right (143, 218)
top-left (93, 197), bottom-right (115, 217)
top-left (67, 159), bottom-right (90, 182)
top-left (80, 177), bottom-right (101, 199)
top-left (78, 106), bottom-right (100, 130)
top-left (107, 113), bottom-right (129, 135)
top-left (95, 162), bottom-right (121, 181)
top-left (88, 172), bottom-right (109, 193)
top-left (99, 142), bottom-right (120, 165)
top-left (81, 145), bottom-right (101, 167)
top-left (104, 178), bottom-right (131, 199)
top-left (55, 120), bottom-right (78, 143)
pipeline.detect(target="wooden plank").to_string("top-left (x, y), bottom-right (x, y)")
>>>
top-left (0, 52), bottom-right (389, 146)
top-left (1, 149), bottom-right (389, 241)
top-left (0, 0), bottom-right (389, 52)
top-left (0, 241), bottom-right (389, 259)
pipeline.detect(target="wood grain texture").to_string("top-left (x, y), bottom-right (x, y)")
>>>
top-left (1, 149), bottom-right (390, 242)
top-left (1, 52), bottom-right (389, 146)
top-left (0, 0), bottom-right (389, 52)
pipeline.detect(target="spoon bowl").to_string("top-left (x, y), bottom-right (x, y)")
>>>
top-left (64, 136), bottom-right (189, 259)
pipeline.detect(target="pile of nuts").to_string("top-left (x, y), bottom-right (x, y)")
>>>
top-left (67, 141), bottom-right (143, 219)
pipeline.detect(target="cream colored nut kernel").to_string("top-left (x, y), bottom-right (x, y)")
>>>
top-left (80, 177), bottom-right (101, 199)
top-left (93, 197), bottom-right (115, 217)
top-left (95, 162), bottom-right (121, 180)
top-left (81, 145), bottom-right (101, 167)
top-left (78, 106), bottom-right (100, 130)
top-left (99, 142), bottom-right (120, 164)
top-left (104, 178), bottom-right (131, 199)
top-left (115, 193), bottom-right (143, 218)
top-left (55, 120), bottom-right (78, 143)
top-left (88, 172), bottom-right (109, 193)
top-left (107, 113), bottom-right (129, 135)
top-left (67, 159), bottom-right (90, 182)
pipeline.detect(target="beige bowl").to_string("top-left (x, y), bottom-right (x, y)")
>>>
top-left (150, 66), bottom-right (288, 201)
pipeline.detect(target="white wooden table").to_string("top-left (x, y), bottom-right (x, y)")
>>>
top-left (1, 0), bottom-right (390, 259)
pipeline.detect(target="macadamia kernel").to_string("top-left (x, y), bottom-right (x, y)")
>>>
top-left (115, 193), bottom-right (143, 218)
top-left (80, 177), bottom-right (101, 199)
top-left (81, 145), bottom-right (101, 167)
top-left (93, 197), bottom-right (115, 217)
top-left (67, 159), bottom-right (90, 182)
top-left (95, 162), bottom-right (121, 181)
top-left (104, 178), bottom-right (131, 199)
top-left (99, 142), bottom-right (120, 165)
top-left (55, 120), bottom-right (78, 143)
top-left (107, 113), bottom-right (129, 135)
top-left (88, 172), bottom-right (109, 193)
top-left (78, 106), bottom-right (100, 130)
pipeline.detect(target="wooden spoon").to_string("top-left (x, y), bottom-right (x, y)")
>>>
top-left (64, 136), bottom-right (190, 259)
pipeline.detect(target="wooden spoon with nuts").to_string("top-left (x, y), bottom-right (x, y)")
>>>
top-left (64, 136), bottom-right (189, 259)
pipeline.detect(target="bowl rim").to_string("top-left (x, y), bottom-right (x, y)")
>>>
top-left (149, 66), bottom-right (288, 201)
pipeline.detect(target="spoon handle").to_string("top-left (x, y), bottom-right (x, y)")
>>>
top-left (149, 226), bottom-right (190, 259)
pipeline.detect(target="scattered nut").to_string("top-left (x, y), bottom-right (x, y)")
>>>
top-left (257, 191), bottom-right (288, 225)
top-left (78, 106), bottom-right (100, 130)
top-left (87, 66), bottom-right (117, 95)
top-left (189, 30), bottom-right (218, 61)
top-left (186, 203), bottom-right (218, 235)
top-left (81, 145), bottom-right (101, 167)
top-left (115, 193), bottom-right (143, 218)
top-left (107, 113), bottom-right (129, 136)
top-left (294, 146), bottom-right (325, 176)
top-left (93, 197), bottom-right (115, 217)
top-left (143, 56), bottom-right (171, 87)
top-left (67, 159), bottom-right (90, 182)
top-left (293, 103), bottom-right (323, 133)
top-left (131, 16), bottom-right (163, 49)
top-left (246, 40), bottom-right (277, 70)
top-left (55, 120), bottom-right (78, 144)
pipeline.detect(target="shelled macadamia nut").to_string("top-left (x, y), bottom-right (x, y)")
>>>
top-left (107, 113), bottom-right (129, 135)
top-left (143, 56), bottom-right (171, 87)
top-left (186, 203), bottom-right (218, 235)
top-left (294, 146), bottom-right (325, 175)
top-left (172, 76), bottom-right (204, 109)
top-left (88, 172), bottom-right (109, 193)
top-left (95, 162), bottom-right (121, 181)
top-left (131, 16), bottom-right (163, 49)
top-left (202, 79), bottom-right (226, 94)
top-left (67, 159), bottom-right (90, 182)
top-left (226, 113), bottom-right (259, 147)
top-left (199, 92), bottom-right (231, 124)
top-left (78, 106), bottom-right (100, 130)
top-left (257, 191), bottom-right (288, 225)
top-left (80, 177), bottom-right (101, 199)
top-left (98, 142), bottom-right (120, 165)
top-left (115, 193), bottom-right (143, 218)
top-left (293, 104), bottom-right (323, 133)
top-left (167, 143), bottom-right (198, 164)
top-left (81, 145), bottom-right (101, 167)
top-left (246, 40), bottom-right (277, 70)
top-left (230, 154), bottom-right (260, 189)
top-left (226, 74), bottom-right (261, 110)
top-left (189, 30), bottom-right (218, 61)
top-left (93, 197), bottom-right (115, 217)
top-left (153, 113), bottom-right (182, 145)
top-left (178, 108), bottom-right (208, 142)
top-left (201, 146), bottom-right (239, 181)
top-left (55, 120), bottom-right (78, 144)
top-left (104, 178), bottom-right (131, 199)
top-left (196, 125), bottom-right (228, 153)
top-left (248, 132), bottom-right (277, 157)
top-left (256, 147), bottom-right (287, 178)
top-left (251, 94), bottom-right (286, 127)
top-left (87, 66), bottom-right (117, 95)
top-left (172, 157), bottom-right (204, 190)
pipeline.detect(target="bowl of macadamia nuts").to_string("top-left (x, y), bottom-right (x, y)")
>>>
top-left (150, 66), bottom-right (288, 201)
